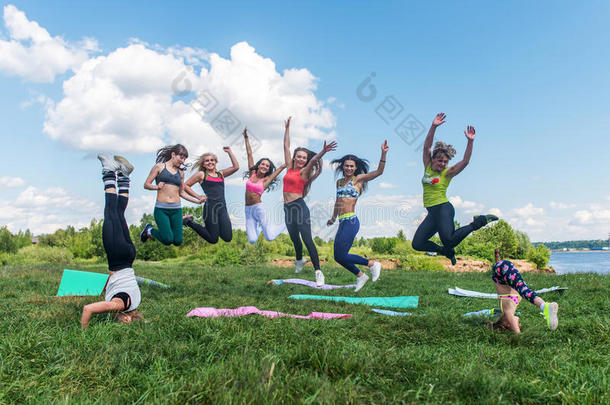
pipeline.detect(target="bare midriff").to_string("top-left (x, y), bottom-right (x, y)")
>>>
top-left (283, 192), bottom-right (302, 203)
top-left (156, 184), bottom-right (181, 204)
top-left (337, 197), bottom-right (358, 216)
top-left (245, 190), bottom-right (262, 206)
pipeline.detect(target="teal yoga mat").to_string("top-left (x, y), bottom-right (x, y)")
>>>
top-left (288, 295), bottom-right (419, 308)
top-left (56, 269), bottom-right (109, 297)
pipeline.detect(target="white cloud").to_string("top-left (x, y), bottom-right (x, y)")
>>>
top-left (0, 176), bottom-right (25, 187)
top-left (550, 201), bottom-right (575, 210)
top-left (488, 207), bottom-right (503, 217)
top-left (511, 203), bottom-right (544, 217)
top-left (449, 195), bottom-right (484, 214)
top-left (0, 5), bottom-right (97, 82)
top-left (43, 41), bottom-right (336, 161)
top-left (0, 186), bottom-right (99, 234)
top-left (379, 182), bottom-right (398, 189)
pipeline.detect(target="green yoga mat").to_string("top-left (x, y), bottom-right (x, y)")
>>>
top-left (56, 269), bottom-right (109, 297)
top-left (288, 295), bottom-right (419, 308)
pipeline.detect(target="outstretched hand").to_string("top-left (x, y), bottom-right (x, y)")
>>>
top-left (381, 140), bottom-right (389, 152)
top-left (223, 146), bottom-right (232, 153)
top-left (433, 113), bottom-right (446, 127)
top-left (242, 127), bottom-right (248, 138)
top-left (464, 125), bottom-right (476, 141)
top-left (327, 218), bottom-right (335, 226)
top-left (284, 116), bottom-right (291, 129)
top-left (322, 140), bottom-right (338, 153)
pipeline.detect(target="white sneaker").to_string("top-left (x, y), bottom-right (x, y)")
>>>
top-left (98, 153), bottom-right (119, 172)
top-left (354, 274), bottom-right (369, 292)
top-left (315, 270), bottom-right (325, 287)
top-left (370, 261), bottom-right (381, 282)
top-left (114, 155), bottom-right (134, 176)
top-left (294, 258), bottom-right (307, 273)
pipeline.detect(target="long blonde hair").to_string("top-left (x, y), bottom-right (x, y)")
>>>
top-left (192, 153), bottom-right (218, 172)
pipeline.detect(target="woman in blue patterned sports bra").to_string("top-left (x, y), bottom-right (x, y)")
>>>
top-left (327, 140), bottom-right (389, 292)
top-left (141, 144), bottom-right (202, 246)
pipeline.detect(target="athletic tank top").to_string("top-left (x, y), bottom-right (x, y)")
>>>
top-left (155, 164), bottom-right (181, 187)
top-left (283, 168), bottom-right (306, 194)
top-left (201, 171), bottom-right (225, 201)
top-left (246, 176), bottom-right (264, 196)
top-left (422, 165), bottom-right (451, 208)
top-left (336, 177), bottom-right (360, 198)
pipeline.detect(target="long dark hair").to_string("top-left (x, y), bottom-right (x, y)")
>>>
top-left (242, 158), bottom-right (279, 192)
top-left (293, 147), bottom-right (321, 197)
top-left (156, 144), bottom-right (189, 170)
top-left (331, 154), bottom-right (370, 193)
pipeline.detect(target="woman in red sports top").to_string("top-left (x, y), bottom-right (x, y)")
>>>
top-left (282, 116), bottom-right (337, 287)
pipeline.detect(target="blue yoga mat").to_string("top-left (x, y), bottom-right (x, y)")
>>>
top-left (56, 269), bottom-right (109, 297)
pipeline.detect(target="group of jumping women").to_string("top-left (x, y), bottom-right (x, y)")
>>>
top-left (82, 113), bottom-right (559, 333)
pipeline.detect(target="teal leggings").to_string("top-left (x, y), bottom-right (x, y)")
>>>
top-left (152, 207), bottom-right (183, 246)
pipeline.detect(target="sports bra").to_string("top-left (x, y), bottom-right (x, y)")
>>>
top-left (336, 177), bottom-right (360, 198)
top-left (246, 176), bottom-right (264, 196)
top-left (155, 164), bottom-right (181, 187)
top-left (283, 168), bottom-right (306, 194)
top-left (201, 171), bottom-right (225, 201)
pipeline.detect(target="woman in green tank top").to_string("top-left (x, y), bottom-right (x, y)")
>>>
top-left (411, 113), bottom-right (498, 264)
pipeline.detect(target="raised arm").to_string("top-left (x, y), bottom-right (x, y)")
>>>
top-left (356, 140), bottom-right (389, 184)
top-left (446, 126), bottom-right (475, 178)
top-left (143, 163), bottom-right (163, 190)
top-left (423, 113), bottom-right (446, 168)
top-left (219, 146), bottom-right (240, 178)
top-left (301, 140), bottom-right (337, 180)
top-left (183, 172), bottom-right (206, 203)
top-left (263, 163), bottom-right (287, 189)
top-left (179, 171), bottom-right (204, 204)
top-left (283, 117), bottom-right (292, 167)
top-left (243, 127), bottom-right (254, 170)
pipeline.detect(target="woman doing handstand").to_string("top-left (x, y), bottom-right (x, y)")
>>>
top-left (82, 154), bottom-right (142, 328)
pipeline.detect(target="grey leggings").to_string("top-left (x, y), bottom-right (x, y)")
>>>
top-left (283, 198), bottom-right (320, 270)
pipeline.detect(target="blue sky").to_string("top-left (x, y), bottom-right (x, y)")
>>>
top-left (0, 1), bottom-right (609, 241)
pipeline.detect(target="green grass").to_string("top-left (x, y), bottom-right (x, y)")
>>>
top-left (0, 263), bottom-right (608, 404)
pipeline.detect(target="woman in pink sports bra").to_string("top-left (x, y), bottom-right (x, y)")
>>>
top-left (242, 127), bottom-right (287, 243)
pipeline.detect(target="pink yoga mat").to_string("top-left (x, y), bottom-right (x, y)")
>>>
top-left (186, 306), bottom-right (352, 320)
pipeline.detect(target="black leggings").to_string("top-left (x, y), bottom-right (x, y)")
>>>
top-left (412, 202), bottom-right (476, 255)
top-left (187, 199), bottom-right (233, 244)
top-left (103, 193), bottom-right (136, 271)
top-left (283, 198), bottom-right (320, 270)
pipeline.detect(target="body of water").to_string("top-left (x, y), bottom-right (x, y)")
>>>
top-left (549, 251), bottom-right (610, 275)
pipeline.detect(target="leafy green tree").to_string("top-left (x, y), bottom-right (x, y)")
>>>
top-left (0, 226), bottom-right (18, 253)
top-left (396, 230), bottom-right (406, 241)
top-left (514, 230), bottom-right (532, 259)
top-left (527, 244), bottom-right (551, 269)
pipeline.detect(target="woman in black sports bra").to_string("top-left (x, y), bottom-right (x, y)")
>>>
top-left (140, 144), bottom-right (201, 245)
top-left (183, 146), bottom-right (239, 243)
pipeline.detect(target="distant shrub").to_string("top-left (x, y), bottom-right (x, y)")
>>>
top-left (213, 245), bottom-right (241, 266)
top-left (527, 245), bottom-right (551, 270)
top-left (240, 241), bottom-right (267, 265)
top-left (3, 246), bottom-right (73, 266)
top-left (399, 255), bottom-right (446, 271)
top-left (370, 237), bottom-right (398, 254)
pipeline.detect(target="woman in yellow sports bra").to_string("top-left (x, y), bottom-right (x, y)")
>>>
top-left (412, 113), bottom-right (498, 264)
